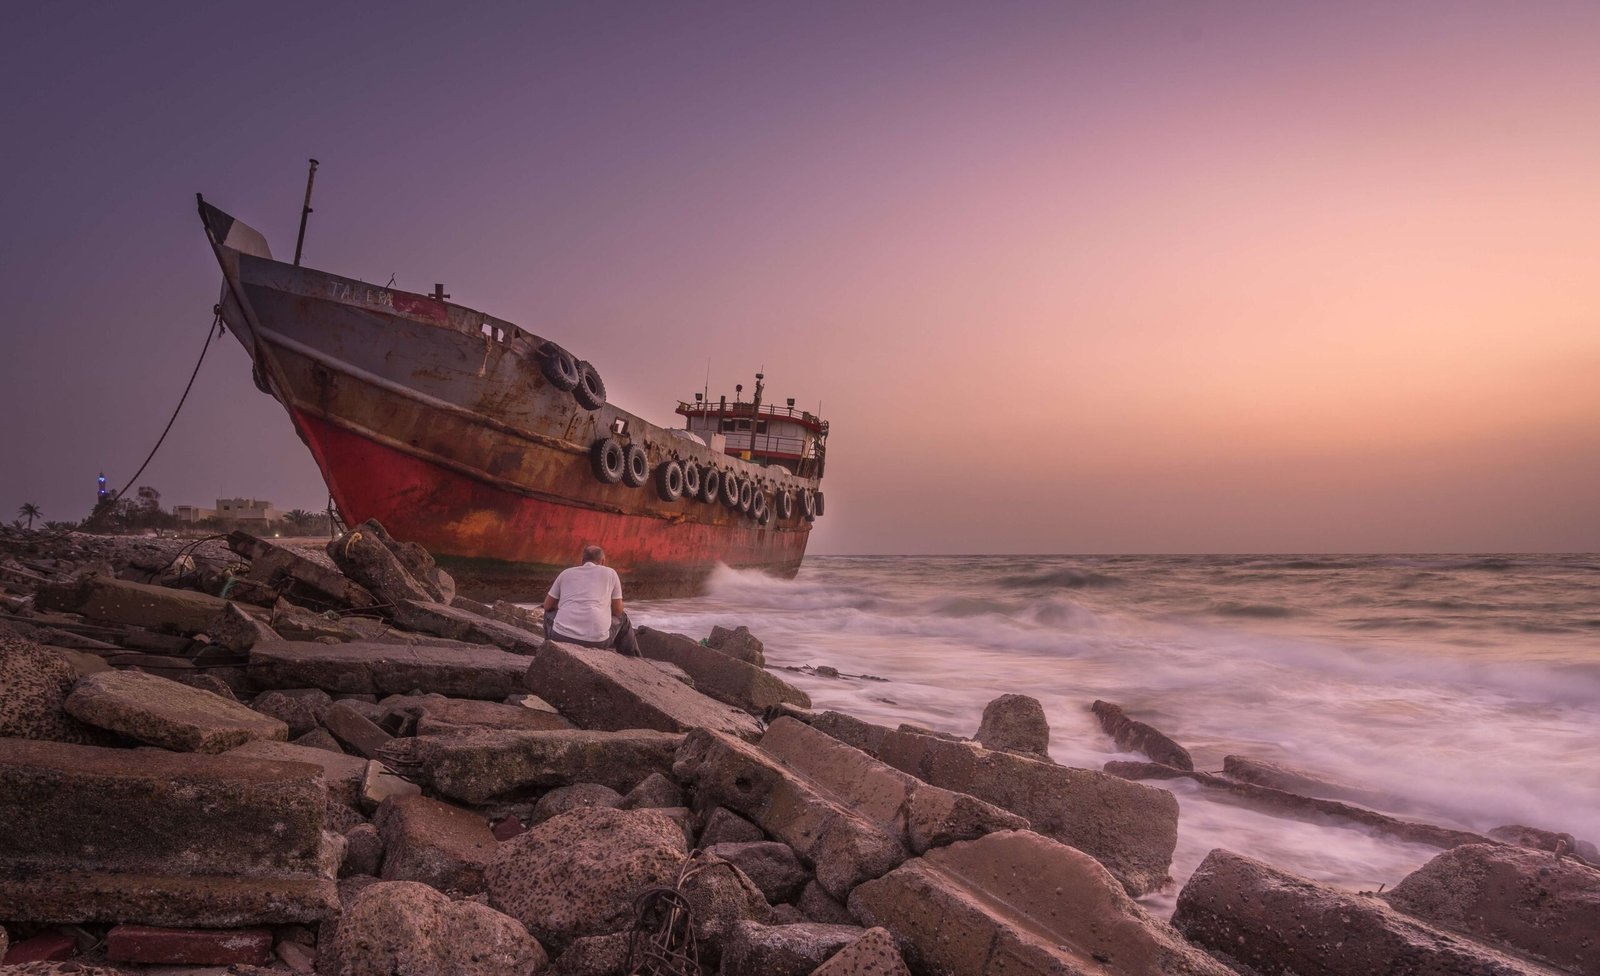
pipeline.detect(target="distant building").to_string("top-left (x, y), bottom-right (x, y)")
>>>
top-left (173, 498), bottom-right (280, 523)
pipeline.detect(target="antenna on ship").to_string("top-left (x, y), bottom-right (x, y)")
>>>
top-left (293, 158), bottom-right (319, 267)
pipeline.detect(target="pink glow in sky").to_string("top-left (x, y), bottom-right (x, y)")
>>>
top-left (2, 2), bottom-right (1596, 552)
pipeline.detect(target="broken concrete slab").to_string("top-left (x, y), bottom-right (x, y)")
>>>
top-left (675, 727), bottom-right (906, 900)
top-left (720, 920), bottom-right (864, 976)
top-left (381, 693), bottom-right (574, 736)
top-left (816, 714), bottom-right (1178, 897)
top-left (228, 739), bottom-right (369, 809)
top-left (227, 532), bottom-right (378, 612)
top-left (975, 693), bottom-right (1050, 756)
top-left (759, 717), bottom-right (1027, 854)
top-left (636, 626), bottom-right (810, 714)
top-left (1092, 700), bottom-right (1194, 770)
top-left (322, 701), bottom-right (393, 759)
top-left (375, 794), bottom-right (497, 895)
top-left (249, 640), bottom-right (528, 700)
top-left (707, 624), bottom-right (765, 666)
top-left (205, 601), bottom-right (282, 653)
top-left (361, 759), bottom-right (422, 813)
top-left (381, 728), bottom-right (683, 803)
top-left (64, 670), bottom-right (288, 753)
top-left (1384, 842), bottom-right (1600, 974)
top-left (705, 842), bottom-right (809, 903)
top-left (809, 926), bottom-right (912, 976)
top-left (0, 738), bottom-right (338, 925)
top-left (1174, 848), bottom-right (1560, 976)
top-left (852, 830), bottom-right (1233, 976)
top-left (251, 688), bottom-right (333, 737)
top-left (392, 599), bottom-right (543, 654)
top-left (526, 640), bottom-right (763, 740)
top-left (36, 575), bottom-right (230, 633)
top-left (1106, 760), bottom-right (1494, 850)
top-left (334, 880), bottom-right (547, 976)
top-left (327, 520), bottom-right (449, 608)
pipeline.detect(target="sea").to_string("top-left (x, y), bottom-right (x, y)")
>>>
top-left (630, 553), bottom-right (1600, 916)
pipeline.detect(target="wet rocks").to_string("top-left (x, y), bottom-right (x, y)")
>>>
top-left (64, 669), bottom-right (288, 752)
top-left (249, 640), bottom-right (529, 700)
top-left (822, 715), bottom-right (1179, 896)
top-left (334, 880), bottom-right (547, 976)
top-left (486, 806), bottom-right (688, 950)
top-left (853, 829), bottom-right (1231, 976)
top-left (1174, 848), bottom-right (1559, 976)
top-left (1222, 753), bottom-right (1398, 808)
top-left (1383, 842), bottom-right (1600, 974)
top-left (1092, 699), bottom-right (1194, 770)
top-left (974, 693), bottom-right (1050, 756)
top-left (525, 639), bottom-right (763, 740)
top-left (375, 794), bottom-right (498, 895)
top-left (635, 625), bottom-right (809, 714)
top-left (383, 728), bottom-right (683, 803)
top-left (0, 738), bottom-right (337, 925)
top-left (674, 719), bottom-right (1024, 900)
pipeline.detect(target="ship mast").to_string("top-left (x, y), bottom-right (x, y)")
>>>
top-left (750, 371), bottom-right (765, 465)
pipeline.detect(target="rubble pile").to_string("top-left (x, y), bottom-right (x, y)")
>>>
top-left (2, 522), bottom-right (1597, 975)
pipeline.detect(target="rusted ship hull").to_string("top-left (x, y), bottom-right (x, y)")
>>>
top-left (200, 200), bottom-right (818, 600)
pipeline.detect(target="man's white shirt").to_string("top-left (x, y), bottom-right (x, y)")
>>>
top-left (547, 563), bottom-right (622, 642)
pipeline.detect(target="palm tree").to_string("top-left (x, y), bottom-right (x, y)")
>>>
top-left (17, 503), bottom-right (41, 530)
top-left (284, 509), bottom-right (315, 532)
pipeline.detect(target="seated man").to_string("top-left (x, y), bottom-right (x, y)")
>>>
top-left (541, 545), bottom-right (640, 656)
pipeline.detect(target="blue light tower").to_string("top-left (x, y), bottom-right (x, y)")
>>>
top-left (97, 472), bottom-right (108, 501)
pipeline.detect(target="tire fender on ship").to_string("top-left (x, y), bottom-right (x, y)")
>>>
top-left (657, 460), bottom-right (684, 501)
top-left (591, 437), bottom-right (625, 484)
top-left (801, 489), bottom-right (817, 521)
top-left (813, 490), bottom-right (825, 517)
top-left (737, 479), bottom-right (754, 514)
top-left (776, 490), bottom-right (795, 520)
top-left (622, 444), bottom-right (649, 487)
top-left (700, 468), bottom-right (721, 504)
top-left (721, 472), bottom-right (741, 507)
top-left (536, 341), bottom-right (580, 391)
top-left (680, 461), bottom-right (701, 500)
top-left (750, 490), bottom-right (767, 522)
top-left (573, 360), bottom-right (607, 410)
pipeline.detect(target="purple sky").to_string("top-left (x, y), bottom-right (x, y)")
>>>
top-left (3, 2), bottom-right (1598, 553)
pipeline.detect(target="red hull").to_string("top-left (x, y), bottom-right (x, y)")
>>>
top-left (295, 413), bottom-right (807, 601)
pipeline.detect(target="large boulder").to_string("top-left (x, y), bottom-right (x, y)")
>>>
top-left (1384, 842), bottom-right (1600, 974)
top-left (486, 807), bottom-right (688, 950)
top-left (375, 794), bottom-right (498, 895)
top-left (635, 626), bottom-right (809, 714)
top-left (64, 670), bottom-right (288, 753)
top-left (531, 783), bottom-right (623, 824)
top-left (0, 633), bottom-right (104, 743)
top-left (227, 531), bottom-right (379, 612)
top-left (334, 880), bottom-right (546, 976)
top-left (975, 693), bottom-right (1050, 756)
top-left (381, 728), bottom-right (683, 803)
top-left (853, 830), bottom-right (1232, 976)
top-left (707, 624), bottom-right (765, 666)
top-left (525, 640), bottom-right (763, 740)
top-left (1174, 848), bottom-right (1560, 976)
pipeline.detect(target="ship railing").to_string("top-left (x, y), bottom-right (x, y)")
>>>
top-left (676, 400), bottom-right (827, 429)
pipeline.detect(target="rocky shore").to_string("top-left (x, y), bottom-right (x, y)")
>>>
top-left (1, 522), bottom-right (1596, 975)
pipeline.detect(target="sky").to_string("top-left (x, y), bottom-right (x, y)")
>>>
top-left (2, 1), bottom-right (1597, 554)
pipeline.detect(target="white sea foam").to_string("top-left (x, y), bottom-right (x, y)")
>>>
top-left (631, 554), bottom-right (1600, 916)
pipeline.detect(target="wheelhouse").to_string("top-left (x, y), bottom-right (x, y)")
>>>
top-left (676, 375), bottom-right (828, 478)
